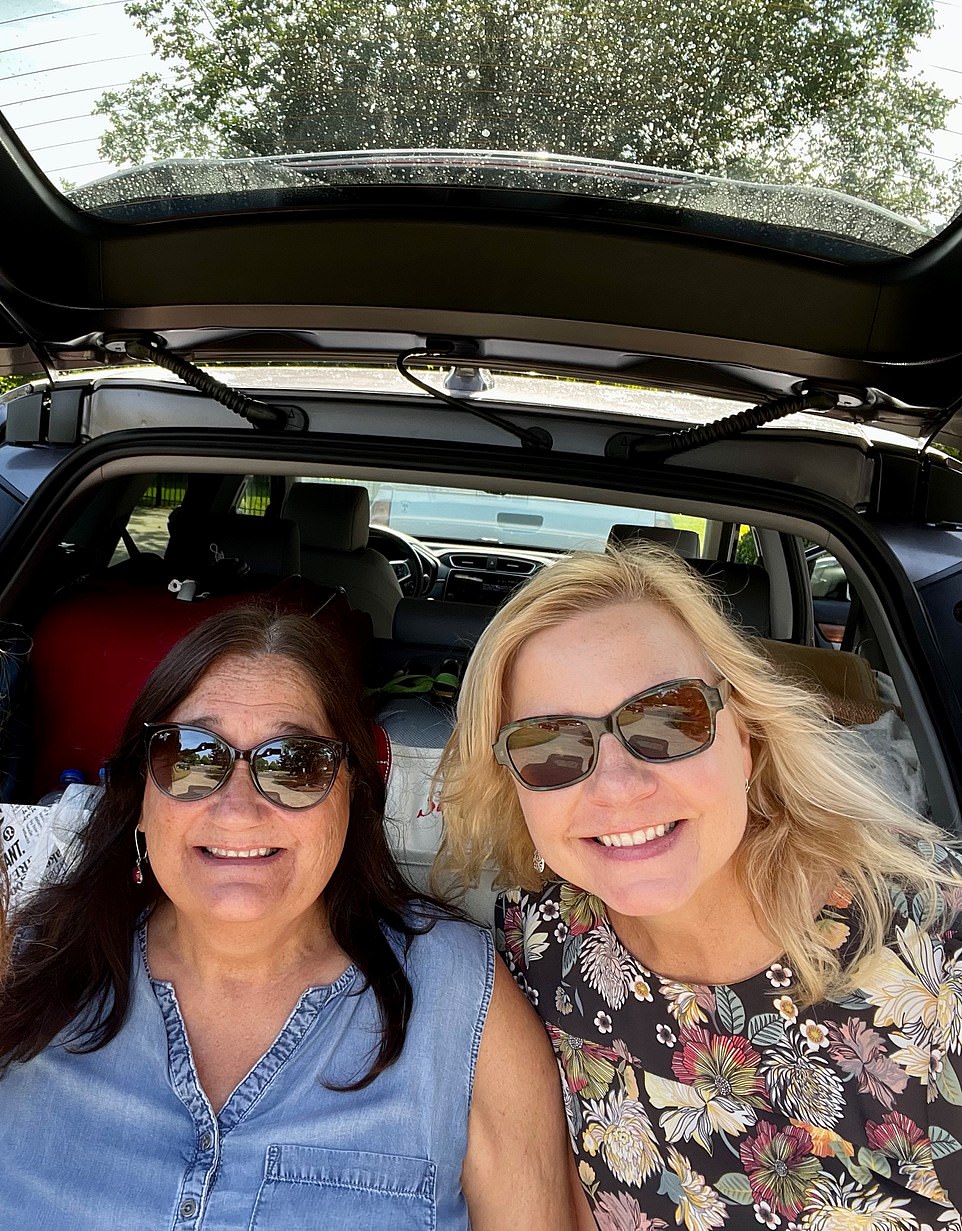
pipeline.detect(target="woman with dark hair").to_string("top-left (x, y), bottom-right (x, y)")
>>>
top-left (0, 606), bottom-right (578, 1230)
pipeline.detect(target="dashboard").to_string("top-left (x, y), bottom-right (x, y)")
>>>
top-left (432, 545), bottom-right (549, 604)
top-left (368, 525), bottom-right (552, 604)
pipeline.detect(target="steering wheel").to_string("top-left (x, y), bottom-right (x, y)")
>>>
top-left (368, 525), bottom-right (438, 598)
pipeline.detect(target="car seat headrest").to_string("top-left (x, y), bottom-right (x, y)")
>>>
top-left (282, 483), bottom-right (370, 553)
top-left (687, 558), bottom-right (771, 638)
top-left (607, 524), bottom-right (702, 556)
top-left (165, 512), bottom-right (300, 580)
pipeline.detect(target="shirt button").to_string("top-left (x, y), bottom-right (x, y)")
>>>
top-left (199, 1132), bottom-right (213, 1151)
top-left (180, 1199), bottom-right (198, 1218)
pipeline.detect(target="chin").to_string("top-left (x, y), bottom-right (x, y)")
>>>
top-left (601, 883), bottom-right (698, 922)
top-left (560, 859), bottom-right (699, 921)
top-left (193, 886), bottom-right (288, 922)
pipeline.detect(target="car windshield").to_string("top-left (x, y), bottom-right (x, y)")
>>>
top-left (365, 481), bottom-right (703, 552)
top-left (1, 0), bottom-right (959, 259)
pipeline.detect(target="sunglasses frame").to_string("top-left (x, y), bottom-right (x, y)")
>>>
top-left (143, 722), bottom-right (348, 810)
top-left (493, 677), bottom-right (731, 791)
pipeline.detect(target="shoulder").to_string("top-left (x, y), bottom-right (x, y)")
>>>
top-left (495, 880), bottom-right (609, 1016)
top-left (394, 904), bottom-right (495, 1002)
top-left (890, 833), bottom-right (962, 932)
top-left (494, 883), bottom-right (560, 974)
top-left (496, 880), bottom-right (606, 957)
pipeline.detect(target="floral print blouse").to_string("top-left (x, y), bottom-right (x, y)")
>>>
top-left (495, 877), bottom-right (962, 1231)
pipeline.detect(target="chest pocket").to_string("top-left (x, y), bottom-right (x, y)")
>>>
top-left (250, 1144), bottom-right (439, 1231)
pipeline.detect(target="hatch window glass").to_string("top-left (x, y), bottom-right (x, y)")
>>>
top-left (2, 2), bottom-right (960, 257)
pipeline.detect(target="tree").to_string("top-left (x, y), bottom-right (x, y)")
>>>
top-left (95, 0), bottom-right (958, 225)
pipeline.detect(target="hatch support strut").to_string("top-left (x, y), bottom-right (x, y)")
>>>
top-left (101, 334), bottom-right (308, 432)
top-left (606, 389), bottom-right (839, 461)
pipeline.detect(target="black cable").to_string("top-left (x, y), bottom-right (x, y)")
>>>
top-left (123, 339), bottom-right (291, 430)
top-left (628, 390), bottom-right (839, 457)
top-left (396, 348), bottom-right (552, 451)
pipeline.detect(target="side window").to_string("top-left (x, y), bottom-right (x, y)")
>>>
top-left (735, 525), bottom-right (760, 564)
top-left (808, 550), bottom-right (851, 647)
top-left (108, 474), bottom-right (187, 565)
top-left (234, 475), bottom-right (271, 516)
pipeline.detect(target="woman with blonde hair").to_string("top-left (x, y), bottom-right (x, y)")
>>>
top-left (439, 545), bottom-right (962, 1230)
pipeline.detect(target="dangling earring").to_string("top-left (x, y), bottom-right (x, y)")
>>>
top-left (133, 828), bottom-right (147, 885)
top-left (532, 850), bottom-right (546, 875)
top-left (745, 778), bottom-right (751, 793)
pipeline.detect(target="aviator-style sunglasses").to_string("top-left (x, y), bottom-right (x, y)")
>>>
top-left (144, 723), bottom-right (348, 810)
top-left (493, 677), bottom-right (731, 790)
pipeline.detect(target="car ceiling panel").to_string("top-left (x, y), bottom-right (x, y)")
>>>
top-left (3, 127), bottom-right (962, 431)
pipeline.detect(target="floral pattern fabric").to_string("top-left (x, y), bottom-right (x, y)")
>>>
top-left (495, 876), bottom-right (962, 1231)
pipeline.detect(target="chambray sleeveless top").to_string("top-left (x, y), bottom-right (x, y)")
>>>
top-left (0, 913), bottom-right (494, 1231)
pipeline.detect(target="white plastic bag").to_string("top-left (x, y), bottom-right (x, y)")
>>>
top-left (1, 784), bottom-right (101, 901)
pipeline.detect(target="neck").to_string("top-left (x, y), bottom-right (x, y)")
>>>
top-left (146, 899), bottom-right (344, 989)
top-left (608, 878), bottom-right (781, 986)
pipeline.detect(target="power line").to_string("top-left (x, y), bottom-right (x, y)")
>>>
top-left (15, 109), bottom-right (113, 131)
top-left (1, 78), bottom-right (140, 109)
top-left (0, 32), bottom-right (92, 57)
top-left (0, 2), bottom-right (127, 29)
top-left (44, 156), bottom-right (115, 174)
top-left (30, 135), bottom-right (104, 155)
top-left (0, 52), bottom-right (149, 87)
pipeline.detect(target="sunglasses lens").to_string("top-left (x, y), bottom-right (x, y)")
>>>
top-left (250, 738), bottom-right (340, 809)
top-left (148, 726), bottom-right (232, 800)
top-left (148, 728), bottom-right (342, 808)
top-left (618, 683), bottom-right (714, 760)
top-left (505, 718), bottom-right (595, 788)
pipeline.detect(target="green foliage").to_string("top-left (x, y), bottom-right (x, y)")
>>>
top-left (95, 0), bottom-right (957, 225)
top-left (0, 375), bottom-right (34, 396)
top-left (736, 526), bottom-right (759, 564)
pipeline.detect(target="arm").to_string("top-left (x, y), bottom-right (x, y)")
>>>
top-left (461, 955), bottom-right (596, 1231)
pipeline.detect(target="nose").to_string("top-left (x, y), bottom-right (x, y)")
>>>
top-left (584, 731), bottom-right (660, 799)
top-left (210, 757), bottom-right (267, 810)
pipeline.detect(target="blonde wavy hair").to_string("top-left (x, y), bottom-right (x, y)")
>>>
top-left (437, 544), bottom-right (961, 1006)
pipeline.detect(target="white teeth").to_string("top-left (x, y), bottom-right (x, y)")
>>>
top-left (205, 846), bottom-right (277, 859)
top-left (596, 821), bottom-right (678, 848)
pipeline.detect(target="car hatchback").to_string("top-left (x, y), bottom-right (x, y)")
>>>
top-left (0, 2), bottom-right (961, 871)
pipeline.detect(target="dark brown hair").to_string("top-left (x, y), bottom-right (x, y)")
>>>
top-left (0, 605), bottom-right (435, 1087)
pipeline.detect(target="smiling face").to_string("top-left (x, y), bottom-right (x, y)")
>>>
top-left (504, 600), bottom-right (752, 927)
top-left (138, 653), bottom-right (350, 938)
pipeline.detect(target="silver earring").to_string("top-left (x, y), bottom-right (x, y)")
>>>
top-left (745, 778), bottom-right (751, 794)
top-left (133, 828), bottom-right (147, 885)
top-left (532, 850), bottom-right (546, 875)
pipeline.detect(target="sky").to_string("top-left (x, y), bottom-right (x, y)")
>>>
top-left (2, 0), bottom-right (962, 196)
top-left (0, 0), bottom-right (153, 182)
